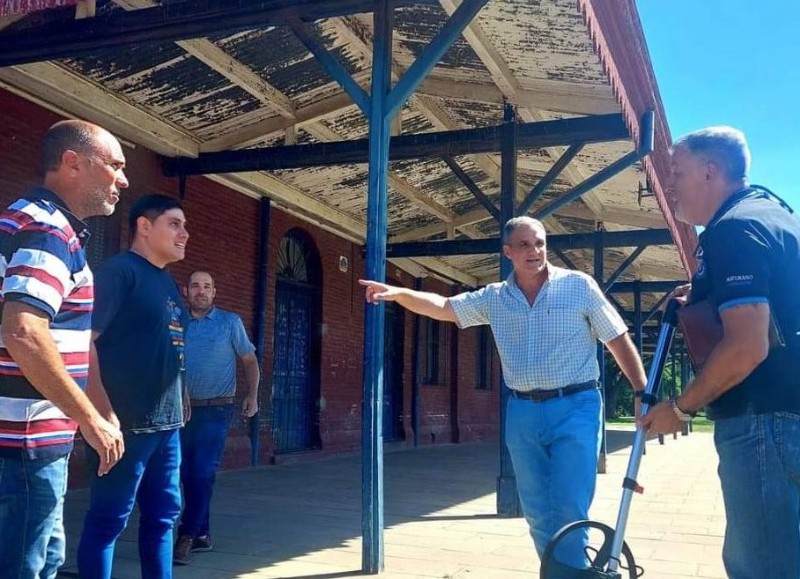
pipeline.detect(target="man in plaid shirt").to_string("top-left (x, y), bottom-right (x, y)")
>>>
top-left (360, 216), bottom-right (646, 575)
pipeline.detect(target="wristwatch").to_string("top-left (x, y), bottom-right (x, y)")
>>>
top-left (670, 399), bottom-right (694, 423)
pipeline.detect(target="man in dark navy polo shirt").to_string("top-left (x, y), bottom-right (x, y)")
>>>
top-left (78, 194), bottom-right (190, 579)
top-left (641, 126), bottom-right (800, 579)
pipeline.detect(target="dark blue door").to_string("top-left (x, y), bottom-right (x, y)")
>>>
top-left (383, 303), bottom-right (405, 441)
top-left (271, 281), bottom-right (319, 453)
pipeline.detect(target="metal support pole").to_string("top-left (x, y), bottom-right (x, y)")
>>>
top-left (633, 280), bottom-right (643, 357)
top-left (449, 323), bottom-right (460, 443)
top-left (411, 277), bottom-right (422, 448)
top-left (603, 245), bottom-right (647, 293)
top-left (361, 0), bottom-right (393, 572)
top-left (386, 0), bottom-right (489, 117)
top-left (552, 248), bottom-right (578, 271)
top-left (518, 143), bottom-right (584, 216)
top-left (497, 103), bottom-right (522, 517)
top-left (358, 1), bottom-right (491, 570)
top-left (250, 198), bottom-right (271, 467)
top-left (287, 19), bottom-right (371, 115)
top-left (442, 155), bottom-right (500, 221)
top-left (533, 111), bottom-right (655, 221)
top-left (594, 230), bottom-right (607, 474)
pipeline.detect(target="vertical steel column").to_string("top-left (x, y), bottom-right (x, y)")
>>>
top-left (594, 230), bottom-right (607, 474)
top-left (361, 0), bottom-right (393, 572)
top-left (497, 103), bottom-right (522, 517)
top-left (633, 280), bottom-right (643, 356)
top-left (635, 283), bottom-right (647, 458)
top-left (250, 198), bottom-right (271, 466)
top-left (411, 277), bottom-right (422, 448)
top-left (449, 322), bottom-right (460, 443)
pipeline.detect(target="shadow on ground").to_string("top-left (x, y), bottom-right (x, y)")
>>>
top-left (59, 430), bottom-right (639, 578)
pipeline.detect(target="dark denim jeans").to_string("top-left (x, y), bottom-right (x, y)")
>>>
top-left (714, 411), bottom-right (800, 579)
top-left (178, 404), bottom-right (234, 538)
top-left (77, 429), bottom-right (182, 579)
top-left (504, 388), bottom-right (602, 574)
top-left (0, 454), bottom-right (69, 579)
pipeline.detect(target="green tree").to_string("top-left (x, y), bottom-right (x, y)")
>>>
top-left (603, 349), bottom-right (690, 418)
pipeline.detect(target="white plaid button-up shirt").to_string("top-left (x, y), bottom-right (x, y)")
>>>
top-left (449, 265), bottom-right (627, 391)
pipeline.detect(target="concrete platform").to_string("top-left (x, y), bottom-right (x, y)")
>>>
top-left (59, 426), bottom-right (725, 578)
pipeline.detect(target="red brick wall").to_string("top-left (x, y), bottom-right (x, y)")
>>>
top-left (0, 87), bottom-right (500, 486)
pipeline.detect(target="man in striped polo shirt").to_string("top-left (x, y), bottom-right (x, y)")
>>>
top-left (360, 216), bottom-right (647, 577)
top-left (0, 120), bottom-right (128, 578)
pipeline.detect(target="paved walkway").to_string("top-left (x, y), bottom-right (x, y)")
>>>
top-left (59, 426), bottom-right (726, 578)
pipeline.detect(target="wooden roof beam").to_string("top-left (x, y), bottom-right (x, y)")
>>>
top-left (113, 0), bottom-right (295, 119)
top-left (417, 75), bottom-right (619, 116)
top-left (0, 62), bottom-right (199, 156)
top-left (389, 200), bottom-right (667, 243)
top-left (201, 89), bottom-right (360, 152)
top-left (303, 122), bottom-right (485, 239)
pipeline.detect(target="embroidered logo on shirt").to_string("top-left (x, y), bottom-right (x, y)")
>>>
top-left (725, 274), bottom-right (754, 286)
top-left (694, 245), bottom-right (706, 278)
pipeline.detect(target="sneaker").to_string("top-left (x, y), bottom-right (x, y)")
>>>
top-left (173, 535), bottom-right (193, 565)
top-left (191, 535), bottom-right (213, 553)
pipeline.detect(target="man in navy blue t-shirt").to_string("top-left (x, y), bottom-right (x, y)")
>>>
top-left (642, 127), bottom-right (800, 579)
top-left (78, 194), bottom-right (190, 579)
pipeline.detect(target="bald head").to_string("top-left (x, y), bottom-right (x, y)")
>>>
top-left (39, 119), bottom-right (129, 219)
top-left (40, 120), bottom-right (108, 175)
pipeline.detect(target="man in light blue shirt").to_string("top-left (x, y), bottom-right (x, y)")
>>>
top-left (174, 271), bottom-right (260, 565)
top-left (360, 217), bottom-right (647, 575)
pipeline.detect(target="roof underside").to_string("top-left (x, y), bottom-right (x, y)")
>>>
top-left (0, 0), bottom-right (694, 312)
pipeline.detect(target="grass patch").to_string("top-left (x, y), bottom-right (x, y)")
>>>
top-left (608, 415), bottom-right (715, 433)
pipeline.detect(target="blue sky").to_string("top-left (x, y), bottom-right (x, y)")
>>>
top-left (637, 0), bottom-right (800, 207)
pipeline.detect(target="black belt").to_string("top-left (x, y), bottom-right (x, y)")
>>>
top-left (190, 396), bottom-right (235, 407)
top-left (510, 380), bottom-right (598, 402)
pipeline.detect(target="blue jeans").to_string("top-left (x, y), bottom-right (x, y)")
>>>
top-left (714, 411), bottom-right (800, 579)
top-left (178, 404), bottom-right (234, 538)
top-left (77, 429), bottom-right (182, 579)
top-left (0, 454), bottom-right (69, 579)
top-left (505, 388), bottom-right (602, 572)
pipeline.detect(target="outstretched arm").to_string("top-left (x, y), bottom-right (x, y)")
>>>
top-left (359, 279), bottom-right (457, 323)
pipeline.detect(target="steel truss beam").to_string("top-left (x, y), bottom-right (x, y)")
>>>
top-left (164, 114), bottom-right (629, 174)
top-left (384, 228), bottom-right (673, 258)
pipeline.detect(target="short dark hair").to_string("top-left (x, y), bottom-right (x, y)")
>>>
top-left (129, 194), bottom-right (183, 237)
top-left (39, 120), bottom-right (98, 175)
top-left (187, 270), bottom-right (215, 287)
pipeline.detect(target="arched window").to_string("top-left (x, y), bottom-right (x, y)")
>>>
top-left (275, 229), bottom-right (320, 284)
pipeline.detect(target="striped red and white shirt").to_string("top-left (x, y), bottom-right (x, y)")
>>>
top-left (0, 187), bottom-right (93, 459)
